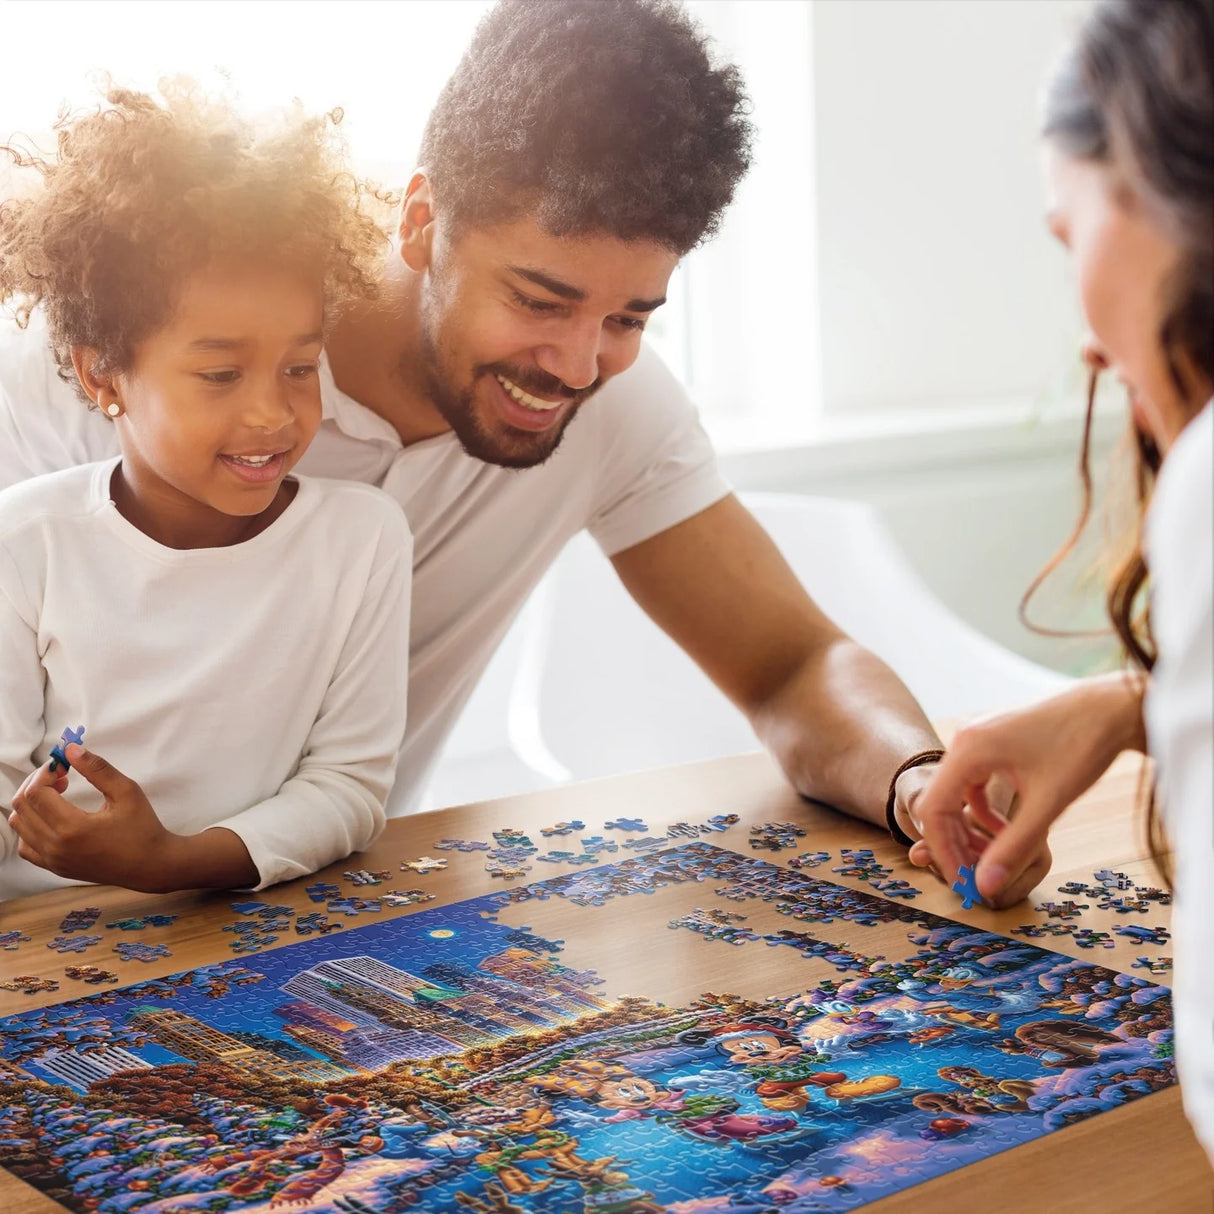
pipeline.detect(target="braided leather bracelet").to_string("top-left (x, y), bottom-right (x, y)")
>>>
top-left (885, 748), bottom-right (946, 847)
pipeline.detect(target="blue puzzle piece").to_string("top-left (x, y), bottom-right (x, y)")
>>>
top-left (951, 864), bottom-right (983, 910)
top-left (604, 818), bottom-right (647, 832)
top-left (48, 724), bottom-right (86, 772)
top-left (305, 882), bottom-right (340, 903)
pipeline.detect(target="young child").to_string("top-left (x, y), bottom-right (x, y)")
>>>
top-left (909, 0), bottom-right (1212, 1161)
top-left (0, 85), bottom-right (411, 899)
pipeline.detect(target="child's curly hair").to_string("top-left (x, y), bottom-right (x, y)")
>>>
top-left (0, 82), bottom-right (388, 400)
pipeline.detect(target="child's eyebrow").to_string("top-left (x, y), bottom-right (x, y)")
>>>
top-left (186, 331), bottom-right (324, 351)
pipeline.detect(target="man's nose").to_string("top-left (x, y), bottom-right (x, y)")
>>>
top-left (534, 323), bottom-right (602, 393)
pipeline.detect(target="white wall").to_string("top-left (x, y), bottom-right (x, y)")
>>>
top-left (811, 0), bottom-right (1093, 415)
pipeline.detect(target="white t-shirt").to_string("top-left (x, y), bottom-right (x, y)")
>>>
top-left (0, 460), bottom-right (412, 898)
top-left (0, 315), bottom-right (731, 813)
top-left (1144, 400), bottom-right (1214, 1161)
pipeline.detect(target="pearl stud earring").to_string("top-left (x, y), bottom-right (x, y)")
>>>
top-left (105, 402), bottom-right (121, 418)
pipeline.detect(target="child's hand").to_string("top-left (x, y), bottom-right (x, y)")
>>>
top-left (7, 743), bottom-right (180, 892)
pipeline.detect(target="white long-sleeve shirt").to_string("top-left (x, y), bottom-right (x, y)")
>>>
top-left (1144, 401), bottom-right (1214, 1161)
top-left (0, 459), bottom-right (412, 897)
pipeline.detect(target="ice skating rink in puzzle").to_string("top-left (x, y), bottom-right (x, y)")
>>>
top-left (0, 843), bottom-right (1175, 1213)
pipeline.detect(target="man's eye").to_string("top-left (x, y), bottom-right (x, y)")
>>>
top-left (197, 370), bottom-right (239, 385)
top-left (612, 315), bottom-right (647, 332)
top-left (513, 291), bottom-right (560, 314)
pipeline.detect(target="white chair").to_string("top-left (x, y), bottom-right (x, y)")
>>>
top-left (506, 491), bottom-right (1072, 783)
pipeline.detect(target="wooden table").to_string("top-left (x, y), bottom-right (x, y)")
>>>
top-left (2, 749), bottom-right (1211, 1213)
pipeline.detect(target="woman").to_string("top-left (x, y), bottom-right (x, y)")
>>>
top-left (909, 0), bottom-right (1213, 1160)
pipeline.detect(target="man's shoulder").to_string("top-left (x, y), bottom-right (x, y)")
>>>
top-left (0, 312), bottom-right (118, 489)
top-left (0, 311), bottom-right (65, 396)
top-left (0, 463), bottom-right (100, 540)
top-left (302, 477), bottom-right (412, 545)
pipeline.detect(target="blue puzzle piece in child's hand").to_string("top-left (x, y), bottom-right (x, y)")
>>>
top-left (48, 724), bottom-right (86, 773)
top-left (951, 864), bottom-right (983, 910)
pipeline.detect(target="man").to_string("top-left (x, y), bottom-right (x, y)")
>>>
top-left (0, 0), bottom-right (1039, 903)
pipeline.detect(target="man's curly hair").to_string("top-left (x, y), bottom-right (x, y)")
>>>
top-left (418, 0), bottom-right (753, 254)
top-left (0, 83), bottom-right (387, 399)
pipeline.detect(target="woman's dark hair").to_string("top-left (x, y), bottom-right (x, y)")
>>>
top-left (417, 0), bottom-right (754, 255)
top-left (1028, 0), bottom-right (1214, 883)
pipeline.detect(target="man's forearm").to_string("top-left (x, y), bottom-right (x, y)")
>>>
top-left (750, 637), bottom-right (941, 829)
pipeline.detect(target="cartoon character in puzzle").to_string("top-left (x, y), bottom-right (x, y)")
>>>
top-left (676, 1015), bottom-right (902, 1112)
top-left (201, 1093), bottom-right (384, 1206)
top-left (532, 1057), bottom-right (800, 1143)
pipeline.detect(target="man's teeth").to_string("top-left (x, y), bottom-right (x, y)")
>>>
top-left (496, 374), bottom-right (564, 412)
top-left (228, 454), bottom-right (275, 466)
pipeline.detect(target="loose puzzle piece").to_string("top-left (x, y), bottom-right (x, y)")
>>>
top-left (0, 974), bottom-right (59, 994)
top-left (703, 812), bottom-right (740, 831)
top-left (604, 817), bottom-right (647, 832)
top-left (293, 913), bottom-right (344, 936)
top-left (622, 836), bottom-right (665, 851)
top-left (433, 838), bottom-right (490, 852)
top-left (305, 882), bottom-right (341, 903)
top-left (230, 901), bottom-right (271, 916)
top-left (377, 889), bottom-right (436, 908)
top-left (343, 869), bottom-right (391, 886)
top-left (399, 856), bottom-right (448, 875)
top-left (749, 821), bottom-right (808, 851)
top-left (326, 897), bottom-right (383, 916)
top-left (484, 858), bottom-right (533, 880)
top-left (113, 941), bottom-right (172, 963)
top-left (1132, 956), bottom-right (1173, 974)
top-left (1113, 924), bottom-right (1171, 946)
top-left (105, 914), bottom-right (179, 931)
top-left (580, 835), bottom-right (618, 855)
top-left (0, 930), bottom-right (31, 950)
top-left (1034, 900), bottom-right (1089, 920)
top-left (46, 934), bottom-right (103, 954)
top-left (869, 878), bottom-right (921, 900)
top-left (63, 965), bottom-right (119, 985)
top-left (58, 907), bottom-right (102, 933)
top-left (788, 850), bottom-right (831, 869)
top-left (952, 864), bottom-right (983, 910)
top-left (540, 820), bottom-right (585, 836)
top-left (1070, 928), bottom-right (1114, 949)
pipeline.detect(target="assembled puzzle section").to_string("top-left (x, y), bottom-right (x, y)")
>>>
top-left (0, 842), bottom-right (1174, 1214)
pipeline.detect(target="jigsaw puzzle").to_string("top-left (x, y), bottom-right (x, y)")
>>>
top-left (0, 843), bottom-right (1174, 1213)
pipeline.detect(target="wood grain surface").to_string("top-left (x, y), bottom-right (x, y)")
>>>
top-left (2, 747), bottom-right (1211, 1212)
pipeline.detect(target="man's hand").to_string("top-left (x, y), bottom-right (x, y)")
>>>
top-left (9, 742), bottom-right (259, 891)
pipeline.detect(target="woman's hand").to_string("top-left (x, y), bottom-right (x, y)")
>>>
top-left (905, 672), bottom-right (1148, 905)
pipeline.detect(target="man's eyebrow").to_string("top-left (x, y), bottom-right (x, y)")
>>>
top-left (185, 331), bottom-right (324, 351)
top-left (509, 265), bottom-right (587, 302)
top-left (508, 265), bottom-right (666, 312)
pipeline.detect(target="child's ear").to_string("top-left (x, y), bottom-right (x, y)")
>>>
top-left (398, 172), bottom-right (437, 273)
top-left (70, 348), bottom-right (122, 417)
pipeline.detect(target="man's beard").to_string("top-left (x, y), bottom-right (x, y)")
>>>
top-left (416, 323), bottom-right (599, 470)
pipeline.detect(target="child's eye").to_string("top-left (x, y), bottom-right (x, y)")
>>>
top-left (285, 363), bottom-right (319, 380)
